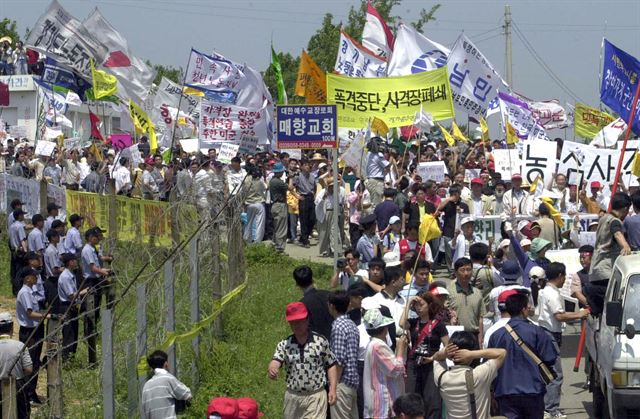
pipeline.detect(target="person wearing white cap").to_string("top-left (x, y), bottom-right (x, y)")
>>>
top-left (450, 216), bottom-right (478, 265)
top-left (370, 265), bottom-right (406, 345)
top-left (0, 312), bottom-right (32, 418)
top-left (362, 308), bottom-right (407, 419)
top-left (381, 215), bottom-right (402, 254)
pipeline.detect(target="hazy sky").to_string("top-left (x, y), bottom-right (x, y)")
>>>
top-left (4, 0), bottom-right (640, 109)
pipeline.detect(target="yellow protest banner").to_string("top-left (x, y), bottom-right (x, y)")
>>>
top-left (327, 67), bottom-right (455, 128)
top-left (65, 190), bottom-right (110, 233)
top-left (506, 121), bottom-right (519, 145)
top-left (574, 103), bottom-right (614, 139)
top-left (479, 117), bottom-right (489, 141)
top-left (632, 151), bottom-right (640, 177)
top-left (295, 50), bottom-right (327, 104)
top-left (437, 123), bottom-right (455, 146)
top-left (129, 99), bottom-right (158, 152)
top-left (451, 121), bottom-right (468, 143)
top-left (90, 59), bottom-right (118, 99)
top-left (371, 117), bottom-right (389, 136)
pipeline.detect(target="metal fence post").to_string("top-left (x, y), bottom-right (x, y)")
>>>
top-left (189, 239), bottom-right (200, 388)
top-left (101, 308), bottom-right (115, 419)
top-left (126, 341), bottom-right (138, 418)
top-left (164, 258), bottom-right (176, 375)
top-left (136, 284), bottom-right (147, 410)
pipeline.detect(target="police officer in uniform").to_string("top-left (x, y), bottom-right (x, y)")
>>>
top-left (57, 254), bottom-right (87, 360)
top-left (0, 312), bottom-right (32, 419)
top-left (9, 209), bottom-right (28, 296)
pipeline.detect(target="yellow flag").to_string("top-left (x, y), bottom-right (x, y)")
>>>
top-left (89, 142), bottom-right (103, 162)
top-left (540, 196), bottom-right (564, 228)
top-left (371, 117), bottom-right (389, 136)
top-left (574, 103), bottom-right (614, 139)
top-left (479, 117), bottom-right (489, 141)
top-left (183, 86), bottom-right (205, 97)
top-left (437, 123), bottom-right (455, 146)
top-left (506, 122), bottom-right (519, 145)
top-left (451, 121), bottom-right (468, 143)
top-left (90, 59), bottom-right (118, 100)
top-left (129, 100), bottom-right (158, 153)
top-left (295, 50), bottom-right (326, 104)
top-left (632, 151), bottom-right (640, 177)
top-left (419, 214), bottom-right (442, 244)
top-left (529, 174), bottom-right (544, 197)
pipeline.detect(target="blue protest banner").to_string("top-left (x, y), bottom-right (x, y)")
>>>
top-left (40, 57), bottom-right (91, 98)
top-left (600, 39), bottom-right (640, 134)
top-left (276, 105), bottom-right (338, 149)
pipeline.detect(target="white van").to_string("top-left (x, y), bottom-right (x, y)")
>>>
top-left (585, 254), bottom-right (640, 419)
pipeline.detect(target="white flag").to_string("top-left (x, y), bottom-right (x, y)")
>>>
top-left (65, 91), bottom-right (83, 107)
top-left (446, 33), bottom-right (507, 118)
top-left (362, 2), bottom-right (395, 59)
top-left (591, 117), bottom-right (627, 148)
top-left (413, 108), bottom-right (434, 131)
top-left (185, 49), bottom-right (245, 91)
top-left (83, 9), bottom-right (156, 104)
top-left (387, 23), bottom-right (449, 76)
top-left (335, 31), bottom-right (387, 78)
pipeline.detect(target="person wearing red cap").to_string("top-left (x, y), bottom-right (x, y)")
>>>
top-left (579, 180), bottom-right (606, 214)
top-left (237, 397), bottom-right (264, 419)
top-left (207, 397), bottom-right (238, 419)
top-left (463, 177), bottom-right (495, 217)
top-left (268, 302), bottom-right (338, 418)
top-left (502, 173), bottom-right (529, 217)
top-left (141, 350), bottom-right (192, 419)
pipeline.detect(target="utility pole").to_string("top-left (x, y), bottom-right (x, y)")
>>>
top-left (504, 4), bottom-right (513, 87)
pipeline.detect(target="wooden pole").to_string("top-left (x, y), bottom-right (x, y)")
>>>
top-left (189, 239), bottom-right (200, 388)
top-left (46, 318), bottom-right (63, 418)
top-left (101, 308), bottom-right (115, 419)
top-left (164, 258), bottom-right (176, 375)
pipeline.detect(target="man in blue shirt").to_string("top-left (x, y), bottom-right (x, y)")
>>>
top-left (488, 290), bottom-right (558, 419)
top-left (63, 214), bottom-right (84, 256)
top-left (624, 192), bottom-right (640, 250)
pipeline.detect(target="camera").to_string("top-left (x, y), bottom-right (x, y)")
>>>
top-left (414, 345), bottom-right (431, 365)
top-left (336, 258), bottom-right (347, 270)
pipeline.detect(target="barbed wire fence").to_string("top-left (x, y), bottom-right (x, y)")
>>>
top-left (2, 175), bottom-right (247, 418)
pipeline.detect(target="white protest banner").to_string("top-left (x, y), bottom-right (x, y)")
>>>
top-left (198, 99), bottom-right (269, 148)
top-left (179, 139), bottom-right (199, 154)
top-left (2, 174), bottom-right (41, 219)
top-left (446, 34), bottom-right (506, 118)
top-left (558, 141), bottom-right (640, 185)
top-left (35, 140), bottom-right (56, 157)
top-left (26, 0), bottom-right (107, 77)
top-left (499, 92), bottom-right (547, 141)
top-left (492, 149), bottom-right (521, 180)
top-left (529, 100), bottom-right (568, 129)
top-left (217, 143), bottom-right (240, 164)
top-left (579, 232), bottom-right (596, 247)
top-left (46, 183), bottom-right (66, 219)
top-left (238, 136), bottom-right (259, 155)
top-left (340, 131), bottom-right (367, 176)
top-left (335, 31), bottom-right (387, 78)
top-left (120, 144), bottom-right (143, 166)
top-left (417, 161), bottom-right (448, 182)
top-left (591, 118), bottom-right (626, 148)
top-left (185, 49), bottom-right (244, 91)
top-left (361, 2), bottom-right (395, 58)
top-left (44, 126), bottom-right (63, 140)
top-left (520, 141), bottom-right (556, 187)
top-left (9, 126), bottom-right (28, 139)
top-left (287, 149), bottom-right (302, 160)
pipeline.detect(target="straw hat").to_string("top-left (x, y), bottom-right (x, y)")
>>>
top-left (311, 152), bottom-right (326, 162)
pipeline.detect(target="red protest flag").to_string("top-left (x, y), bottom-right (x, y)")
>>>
top-left (0, 82), bottom-right (9, 106)
top-left (89, 112), bottom-right (105, 141)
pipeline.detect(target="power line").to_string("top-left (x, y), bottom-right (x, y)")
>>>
top-left (511, 21), bottom-right (586, 103)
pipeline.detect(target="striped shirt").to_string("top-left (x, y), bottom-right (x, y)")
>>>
top-left (363, 337), bottom-right (405, 419)
top-left (141, 368), bottom-right (192, 419)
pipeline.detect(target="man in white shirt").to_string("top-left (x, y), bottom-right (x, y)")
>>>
top-left (225, 157), bottom-right (247, 196)
top-left (142, 350), bottom-right (192, 419)
top-left (502, 173), bottom-right (528, 216)
top-left (112, 157), bottom-right (132, 195)
top-left (364, 146), bottom-right (390, 206)
top-left (537, 262), bottom-right (589, 418)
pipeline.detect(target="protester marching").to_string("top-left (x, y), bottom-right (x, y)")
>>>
top-left (1, 0), bottom-right (640, 418)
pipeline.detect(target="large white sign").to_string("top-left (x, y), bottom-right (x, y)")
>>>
top-left (0, 76), bottom-right (35, 92)
top-left (198, 99), bottom-right (268, 148)
top-left (520, 141), bottom-right (557, 187)
top-left (417, 161), bottom-right (448, 182)
top-left (492, 149), bottom-right (521, 180)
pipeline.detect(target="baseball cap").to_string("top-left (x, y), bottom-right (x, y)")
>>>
top-left (60, 253), bottom-right (77, 264)
top-left (144, 157), bottom-right (155, 166)
top-left (0, 312), bottom-right (12, 324)
top-left (511, 173), bottom-right (523, 180)
top-left (51, 219), bottom-right (65, 229)
top-left (499, 239), bottom-right (511, 249)
top-left (10, 199), bottom-right (24, 208)
top-left (382, 252), bottom-right (401, 267)
top-left (362, 308), bottom-right (395, 330)
top-left (237, 397), bottom-right (264, 419)
top-left (591, 181), bottom-right (602, 189)
top-left (47, 202), bottom-right (61, 212)
top-left (520, 238), bottom-right (532, 247)
top-left (471, 177), bottom-right (483, 186)
top-left (361, 296), bottom-right (382, 311)
top-left (272, 162), bottom-right (285, 173)
top-left (500, 260), bottom-right (522, 282)
top-left (529, 266), bottom-right (546, 282)
top-left (318, 162), bottom-right (328, 170)
top-left (12, 209), bottom-right (25, 218)
top-left (460, 216), bottom-right (475, 226)
top-left (360, 213), bottom-right (377, 226)
top-left (498, 289), bottom-right (520, 304)
top-left (388, 215), bottom-right (401, 225)
top-left (207, 397), bottom-right (239, 419)
top-left (517, 220), bottom-right (530, 232)
top-left (285, 302), bottom-right (308, 322)
top-left (430, 286), bottom-right (450, 296)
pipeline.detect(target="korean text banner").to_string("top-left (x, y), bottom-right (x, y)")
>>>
top-left (574, 102), bottom-right (614, 139)
top-left (276, 105), bottom-right (337, 149)
top-left (326, 67), bottom-right (454, 128)
top-left (199, 99), bottom-right (269, 148)
top-left (600, 39), bottom-right (640, 135)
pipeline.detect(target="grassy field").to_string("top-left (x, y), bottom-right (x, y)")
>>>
top-left (0, 234), bottom-right (332, 418)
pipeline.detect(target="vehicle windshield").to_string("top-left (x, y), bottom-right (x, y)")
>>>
top-left (623, 274), bottom-right (640, 329)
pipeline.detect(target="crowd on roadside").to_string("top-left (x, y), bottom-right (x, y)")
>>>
top-left (0, 38), bottom-right (42, 76)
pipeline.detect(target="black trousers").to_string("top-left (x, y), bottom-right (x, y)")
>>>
top-left (10, 251), bottom-right (24, 297)
top-left (18, 324), bottom-right (44, 399)
top-left (59, 303), bottom-right (79, 359)
top-left (497, 394), bottom-right (545, 419)
top-left (298, 195), bottom-right (316, 245)
top-left (349, 223), bottom-right (362, 250)
top-left (406, 359), bottom-right (442, 419)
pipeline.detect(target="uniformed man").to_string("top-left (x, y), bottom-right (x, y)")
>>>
top-left (27, 214), bottom-right (46, 255)
top-left (9, 209), bottom-right (28, 296)
top-left (6, 198), bottom-right (24, 230)
top-left (16, 268), bottom-right (55, 405)
top-left (43, 202), bottom-right (61, 237)
top-left (58, 254), bottom-right (87, 360)
top-left (43, 230), bottom-right (63, 312)
top-left (63, 214), bottom-right (84, 257)
top-left (0, 312), bottom-right (33, 419)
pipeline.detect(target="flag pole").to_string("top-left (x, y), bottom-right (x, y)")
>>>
top-left (609, 80), bottom-right (640, 211)
top-left (169, 49), bottom-right (193, 160)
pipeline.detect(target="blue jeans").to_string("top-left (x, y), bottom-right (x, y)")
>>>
top-left (544, 330), bottom-right (563, 415)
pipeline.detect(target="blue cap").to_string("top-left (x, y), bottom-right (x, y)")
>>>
top-left (500, 260), bottom-right (522, 282)
top-left (272, 162), bottom-right (285, 173)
